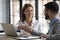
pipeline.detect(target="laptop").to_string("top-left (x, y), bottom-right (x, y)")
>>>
top-left (1, 23), bottom-right (20, 37)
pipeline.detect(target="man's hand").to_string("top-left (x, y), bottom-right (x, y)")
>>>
top-left (41, 34), bottom-right (48, 38)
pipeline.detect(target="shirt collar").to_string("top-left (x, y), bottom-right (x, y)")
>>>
top-left (23, 19), bottom-right (37, 26)
top-left (50, 16), bottom-right (59, 27)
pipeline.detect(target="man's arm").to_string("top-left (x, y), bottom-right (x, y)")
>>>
top-left (47, 23), bottom-right (60, 40)
top-left (31, 29), bottom-right (43, 36)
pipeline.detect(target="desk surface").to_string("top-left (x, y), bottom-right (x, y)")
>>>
top-left (0, 35), bottom-right (43, 40)
top-left (0, 33), bottom-right (46, 40)
top-left (0, 36), bottom-right (15, 40)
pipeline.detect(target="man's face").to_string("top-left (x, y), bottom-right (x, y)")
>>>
top-left (44, 8), bottom-right (49, 20)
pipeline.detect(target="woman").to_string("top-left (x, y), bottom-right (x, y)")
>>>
top-left (16, 4), bottom-right (43, 36)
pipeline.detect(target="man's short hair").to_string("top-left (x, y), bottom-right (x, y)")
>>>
top-left (44, 2), bottom-right (59, 14)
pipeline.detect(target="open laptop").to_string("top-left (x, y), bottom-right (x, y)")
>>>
top-left (1, 23), bottom-right (20, 37)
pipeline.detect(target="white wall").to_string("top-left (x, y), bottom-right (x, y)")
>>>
top-left (0, 0), bottom-right (8, 31)
top-left (0, 0), bottom-right (3, 31)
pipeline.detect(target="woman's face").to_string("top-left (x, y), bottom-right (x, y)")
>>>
top-left (24, 7), bottom-right (33, 19)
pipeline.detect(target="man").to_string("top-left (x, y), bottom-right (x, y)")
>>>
top-left (41, 1), bottom-right (60, 40)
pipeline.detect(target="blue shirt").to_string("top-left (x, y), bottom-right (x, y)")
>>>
top-left (48, 16), bottom-right (59, 37)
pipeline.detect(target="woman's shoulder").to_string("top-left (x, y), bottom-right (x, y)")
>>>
top-left (17, 20), bottom-right (26, 26)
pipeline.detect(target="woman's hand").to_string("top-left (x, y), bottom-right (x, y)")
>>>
top-left (18, 25), bottom-right (32, 33)
top-left (18, 26), bottom-right (25, 30)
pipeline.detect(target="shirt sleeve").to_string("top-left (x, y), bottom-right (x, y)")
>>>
top-left (14, 21), bottom-right (26, 32)
top-left (31, 21), bottom-right (44, 36)
top-left (14, 21), bottom-right (20, 31)
top-left (31, 29), bottom-right (43, 36)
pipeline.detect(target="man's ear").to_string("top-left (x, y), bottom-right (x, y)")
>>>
top-left (48, 10), bottom-right (53, 15)
top-left (48, 10), bottom-right (53, 17)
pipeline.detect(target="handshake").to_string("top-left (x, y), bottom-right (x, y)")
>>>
top-left (18, 24), bottom-right (32, 33)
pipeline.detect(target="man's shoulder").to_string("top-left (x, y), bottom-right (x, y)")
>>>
top-left (56, 19), bottom-right (60, 24)
top-left (56, 17), bottom-right (60, 23)
top-left (53, 19), bottom-right (60, 27)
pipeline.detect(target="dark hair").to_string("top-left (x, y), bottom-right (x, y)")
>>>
top-left (44, 2), bottom-right (59, 14)
top-left (21, 4), bottom-right (33, 22)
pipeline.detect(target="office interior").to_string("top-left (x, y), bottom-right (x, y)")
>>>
top-left (0, 0), bottom-right (60, 39)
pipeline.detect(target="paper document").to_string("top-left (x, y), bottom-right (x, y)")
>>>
top-left (13, 36), bottom-right (40, 39)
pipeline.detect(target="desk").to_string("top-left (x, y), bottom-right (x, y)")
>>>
top-left (0, 36), bottom-right (16, 40)
top-left (0, 32), bottom-right (15, 40)
top-left (0, 33), bottom-right (46, 40)
top-left (0, 35), bottom-right (46, 40)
